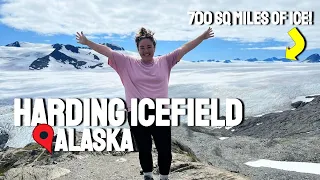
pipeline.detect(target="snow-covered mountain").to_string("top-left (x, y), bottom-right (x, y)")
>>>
top-left (0, 41), bottom-right (140, 71)
top-left (29, 43), bottom-right (106, 70)
top-left (192, 56), bottom-right (318, 63)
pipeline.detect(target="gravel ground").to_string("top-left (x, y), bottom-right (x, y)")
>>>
top-left (55, 152), bottom-right (249, 180)
top-left (56, 153), bottom-right (143, 180)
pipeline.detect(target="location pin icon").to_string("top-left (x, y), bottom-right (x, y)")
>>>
top-left (32, 124), bottom-right (54, 154)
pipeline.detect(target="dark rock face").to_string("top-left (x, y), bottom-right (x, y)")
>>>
top-left (291, 101), bottom-right (301, 108)
top-left (88, 63), bottom-right (103, 69)
top-left (64, 45), bottom-right (79, 53)
top-left (305, 53), bottom-right (320, 62)
top-left (5, 41), bottom-right (20, 47)
top-left (52, 44), bottom-right (79, 53)
top-left (52, 44), bottom-right (63, 50)
top-left (29, 55), bottom-right (51, 70)
top-left (0, 130), bottom-right (9, 150)
top-left (100, 43), bottom-right (125, 50)
top-left (291, 101), bottom-right (306, 108)
top-left (50, 49), bottom-right (86, 69)
top-left (29, 49), bottom-right (88, 70)
top-left (93, 54), bottom-right (100, 60)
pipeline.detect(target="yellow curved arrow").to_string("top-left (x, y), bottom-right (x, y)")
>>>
top-left (286, 27), bottom-right (306, 61)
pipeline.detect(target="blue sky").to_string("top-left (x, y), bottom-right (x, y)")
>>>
top-left (0, 0), bottom-right (319, 61)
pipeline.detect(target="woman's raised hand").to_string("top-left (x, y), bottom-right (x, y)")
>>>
top-left (76, 31), bottom-right (88, 45)
top-left (201, 27), bottom-right (214, 40)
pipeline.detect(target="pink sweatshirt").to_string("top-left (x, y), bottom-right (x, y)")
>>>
top-left (108, 48), bottom-right (181, 111)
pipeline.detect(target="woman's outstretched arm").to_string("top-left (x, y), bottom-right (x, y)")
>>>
top-left (76, 31), bottom-right (113, 58)
top-left (176, 27), bottom-right (214, 61)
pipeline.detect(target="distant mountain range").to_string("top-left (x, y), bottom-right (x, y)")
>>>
top-left (192, 55), bottom-right (320, 63)
top-left (1, 41), bottom-right (319, 71)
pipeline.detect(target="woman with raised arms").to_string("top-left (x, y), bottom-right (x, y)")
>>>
top-left (76, 27), bottom-right (214, 180)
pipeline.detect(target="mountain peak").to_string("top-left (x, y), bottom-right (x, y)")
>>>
top-left (305, 53), bottom-right (320, 62)
top-left (100, 43), bottom-right (125, 50)
top-left (264, 57), bottom-right (278, 61)
top-left (246, 58), bottom-right (258, 62)
top-left (52, 43), bottom-right (63, 50)
top-left (6, 41), bottom-right (21, 47)
top-left (51, 44), bottom-right (79, 53)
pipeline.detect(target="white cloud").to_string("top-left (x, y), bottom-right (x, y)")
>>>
top-left (86, 35), bottom-right (100, 40)
top-left (0, 0), bottom-right (319, 48)
top-left (103, 35), bottom-right (113, 40)
top-left (245, 46), bottom-right (287, 50)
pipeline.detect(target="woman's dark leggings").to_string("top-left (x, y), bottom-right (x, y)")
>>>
top-left (127, 109), bottom-right (172, 175)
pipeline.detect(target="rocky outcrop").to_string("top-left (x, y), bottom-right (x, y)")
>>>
top-left (0, 131), bottom-right (9, 150)
top-left (172, 95), bottom-right (320, 180)
top-left (93, 54), bottom-right (99, 60)
top-left (291, 94), bottom-right (319, 108)
top-left (64, 45), bottom-right (79, 53)
top-left (233, 95), bottom-right (320, 138)
top-left (29, 54), bottom-right (51, 70)
top-left (52, 44), bottom-right (63, 50)
top-left (51, 44), bottom-right (80, 53)
top-left (5, 41), bottom-right (20, 47)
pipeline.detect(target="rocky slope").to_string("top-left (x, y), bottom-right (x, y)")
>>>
top-left (172, 95), bottom-right (320, 180)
